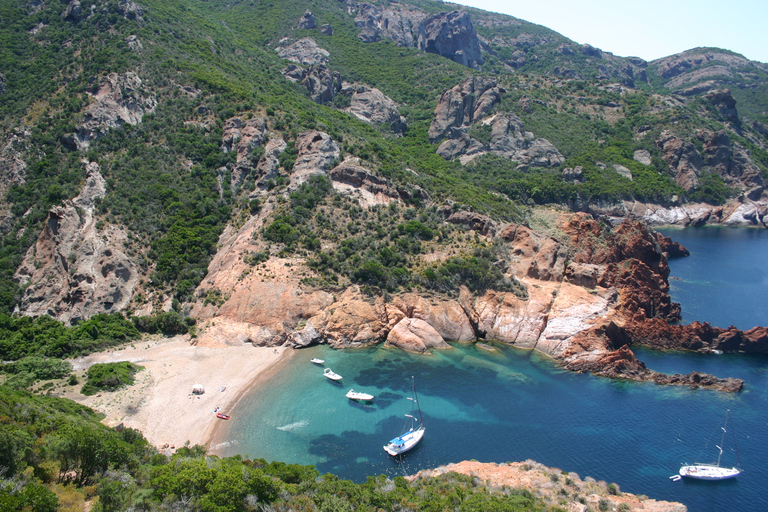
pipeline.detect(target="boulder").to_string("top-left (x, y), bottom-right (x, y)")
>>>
top-left (385, 317), bottom-right (450, 353)
top-left (417, 11), bottom-right (484, 69)
top-left (633, 149), bottom-right (652, 165)
top-left (340, 83), bottom-right (406, 132)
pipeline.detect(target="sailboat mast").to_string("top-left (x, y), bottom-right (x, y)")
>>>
top-left (716, 410), bottom-right (730, 468)
top-left (411, 376), bottom-right (424, 427)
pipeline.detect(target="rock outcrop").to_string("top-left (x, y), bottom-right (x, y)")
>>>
top-left (439, 112), bottom-right (565, 166)
top-left (429, 77), bottom-right (503, 143)
top-left (63, 72), bottom-right (157, 151)
top-left (290, 130), bottom-right (341, 185)
top-left (340, 83), bottom-right (407, 133)
top-left (282, 64), bottom-right (342, 104)
top-left (297, 10), bottom-right (316, 30)
top-left (655, 128), bottom-right (764, 192)
top-left (417, 11), bottom-right (484, 69)
top-left (354, 2), bottom-right (422, 47)
top-left (276, 38), bottom-right (329, 66)
top-left (411, 460), bottom-right (687, 512)
top-left (329, 163), bottom-right (404, 206)
top-left (192, 205), bottom-right (748, 392)
top-left (221, 116), bottom-right (269, 188)
top-left (14, 162), bottom-right (138, 324)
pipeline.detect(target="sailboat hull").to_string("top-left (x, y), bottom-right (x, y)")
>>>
top-left (679, 464), bottom-right (741, 480)
top-left (383, 426), bottom-right (424, 456)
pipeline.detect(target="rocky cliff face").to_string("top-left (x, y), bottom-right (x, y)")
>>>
top-left (353, 2), bottom-right (423, 47)
top-left (63, 72), bottom-right (156, 151)
top-left (430, 77), bottom-right (564, 166)
top-left (14, 162), bottom-right (138, 324)
top-left (417, 11), bottom-right (484, 69)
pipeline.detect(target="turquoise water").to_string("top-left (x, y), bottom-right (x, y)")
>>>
top-left (218, 227), bottom-right (768, 512)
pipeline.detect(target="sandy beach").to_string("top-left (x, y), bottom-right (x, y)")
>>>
top-left (63, 333), bottom-right (292, 452)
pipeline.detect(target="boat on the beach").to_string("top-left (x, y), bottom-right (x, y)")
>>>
top-left (323, 368), bottom-right (342, 381)
top-left (678, 410), bottom-right (741, 481)
top-left (346, 389), bottom-right (374, 401)
top-left (383, 376), bottom-right (425, 456)
top-left (310, 358), bottom-right (325, 364)
top-left (216, 412), bottom-right (230, 420)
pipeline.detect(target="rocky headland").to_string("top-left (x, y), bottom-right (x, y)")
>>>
top-left (411, 460), bottom-right (687, 512)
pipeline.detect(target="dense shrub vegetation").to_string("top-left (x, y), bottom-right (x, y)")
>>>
top-left (1, 383), bottom-right (557, 511)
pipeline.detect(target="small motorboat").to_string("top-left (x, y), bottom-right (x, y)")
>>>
top-left (346, 389), bottom-right (374, 401)
top-left (323, 368), bottom-right (342, 381)
top-left (216, 412), bottom-right (230, 420)
top-left (310, 358), bottom-right (325, 364)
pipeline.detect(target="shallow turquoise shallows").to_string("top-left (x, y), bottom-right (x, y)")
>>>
top-left (218, 227), bottom-right (768, 512)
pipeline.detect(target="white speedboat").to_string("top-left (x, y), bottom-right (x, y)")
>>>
top-left (383, 376), bottom-right (425, 456)
top-left (310, 358), bottom-right (324, 364)
top-left (679, 410), bottom-right (742, 481)
top-left (323, 368), bottom-right (342, 381)
top-left (346, 389), bottom-right (374, 401)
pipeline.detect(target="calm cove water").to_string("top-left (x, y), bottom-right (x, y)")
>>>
top-left (218, 227), bottom-right (768, 512)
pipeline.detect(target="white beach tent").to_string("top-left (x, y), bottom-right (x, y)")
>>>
top-left (192, 384), bottom-right (205, 395)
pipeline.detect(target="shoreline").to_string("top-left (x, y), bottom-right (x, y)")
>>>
top-left (206, 346), bottom-right (295, 454)
top-left (62, 334), bottom-right (293, 453)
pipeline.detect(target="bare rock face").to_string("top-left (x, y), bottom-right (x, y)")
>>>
top-left (221, 116), bottom-right (268, 163)
top-left (442, 209), bottom-right (497, 237)
top-left (474, 113), bottom-right (564, 166)
top-left (63, 72), bottom-right (157, 151)
top-left (354, 2), bottom-right (422, 47)
top-left (705, 89), bottom-right (739, 125)
top-left (633, 149), bottom-right (652, 165)
top-left (14, 163), bottom-right (138, 324)
top-left (429, 77), bottom-right (503, 143)
top-left (385, 317), bottom-right (450, 353)
top-left (290, 130), bottom-right (340, 185)
top-left (329, 163), bottom-right (403, 206)
top-left (0, 127), bottom-right (30, 202)
top-left (655, 130), bottom-right (702, 191)
top-left (281, 64), bottom-right (342, 104)
top-left (698, 129), bottom-right (764, 189)
top-left (297, 10), bottom-right (316, 29)
top-left (340, 83), bottom-right (406, 133)
top-left (251, 137), bottom-right (287, 193)
top-left (221, 116), bottom-right (269, 188)
top-left (118, 0), bottom-right (143, 21)
top-left (61, 0), bottom-right (82, 22)
top-left (276, 37), bottom-right (329, 66)
top-left (417, 11), bottom-right (484, 69)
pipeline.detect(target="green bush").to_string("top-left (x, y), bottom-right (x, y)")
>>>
top-left (81, 362), bottom-right (144, 396)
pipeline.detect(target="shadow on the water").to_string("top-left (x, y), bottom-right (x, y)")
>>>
top-left (346, 400), bottom-right (376, 412)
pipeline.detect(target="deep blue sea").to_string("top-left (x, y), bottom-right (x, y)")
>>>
top-left (218, 227), bottom-right (768, 512)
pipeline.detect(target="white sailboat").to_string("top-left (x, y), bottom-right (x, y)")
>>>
top-left (383, 376), bottom-right (425, 456)
top-left (678, 410), bottom-right (742, 481)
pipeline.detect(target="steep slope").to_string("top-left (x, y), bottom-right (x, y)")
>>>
top-left (0, 0), bottom-right (766, 384)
